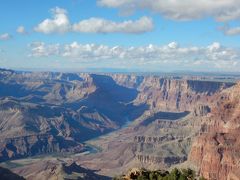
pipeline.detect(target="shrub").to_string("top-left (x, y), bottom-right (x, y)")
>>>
top-left (114, 167), bottom-right (203, 180)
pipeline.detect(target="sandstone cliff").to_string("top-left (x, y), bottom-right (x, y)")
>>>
top-left (111, 74), bottom-right (233, 111)
top-left (189, 82), bottom-right (240, 179)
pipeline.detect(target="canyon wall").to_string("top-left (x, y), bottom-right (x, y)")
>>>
top-left (189, 83), bottom-right (240, 179)
top-left (111, 74), bottom-right (233, 111)
top-left (0, 69), bottom-right (238, 179)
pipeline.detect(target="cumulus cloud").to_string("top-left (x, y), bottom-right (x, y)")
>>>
top-left (34, 7), bottom-right (71, 34)
top-left (72, 16), bottom-right (153, 33)
top-left (206, 42), bottom-right (238, 62)
top-left (34, 7), bottom-right (153, 34)
top-left (16, 26), bottom-right (27, 34)
top-left (168, 42), bottom-right (178, 49)
top-left (0, 33), bottom-right (12, 40)
top-left (28, 41), bottom-right (240, 70)
top-left (29, 42), bottom-right (60, 57)
top-left (97, 0), bottom-right (240, 22)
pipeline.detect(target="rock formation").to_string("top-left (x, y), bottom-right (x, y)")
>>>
top-left (189, 83), bottom-right (240, 179)
top-left (0, 166), bottom-right (25, 180)
top-left (0, 69), bottom-right (239, 179)
top-left (0, 70), bottom-right (145, 161)
top-left (11, 160), bottom-right (109, 180)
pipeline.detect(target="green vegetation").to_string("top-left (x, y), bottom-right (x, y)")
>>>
top-left (113, 168), bottom-right (206, 180)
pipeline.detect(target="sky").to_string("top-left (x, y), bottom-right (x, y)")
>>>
top-left (0, 0), bottom-right (240, 72)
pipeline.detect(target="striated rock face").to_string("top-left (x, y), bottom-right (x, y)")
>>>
top-left (193, 104), bottom-right (211, 117)
top-left (134, 78), bottom-right (233, 112)
top-left (0, 133), bottom-right (84, 162)
top-left (0, 99), bottom-right (85, 161)
top-left (78, 110), bottom-right (202, 176)
top-left (75, 76), bottom-right (238, 177)
top-left (189, 82), bottom-right (240, 180)
top-left (0, 71), bottom-right (144, 161)
top-left (0, 69), bottom-right (237, 175)
top-left (111, 74), bottom-right (233, 112)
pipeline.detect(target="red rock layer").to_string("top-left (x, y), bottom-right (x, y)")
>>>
top-left (189, 83), bottom-right (240, 180)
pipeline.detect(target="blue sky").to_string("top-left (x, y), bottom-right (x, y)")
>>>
top-left (0, 0), bottom-right (240, 72)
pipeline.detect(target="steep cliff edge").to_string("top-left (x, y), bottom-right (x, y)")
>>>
top-left (189, 82), bottom-right (240, 180)
top-left (111, 74), bottom-right (233, 111)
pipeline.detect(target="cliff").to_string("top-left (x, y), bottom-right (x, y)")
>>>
top-left (189, 82), bottom-right (240, 179)
top-left (111, 74), bottom-right (233, 111)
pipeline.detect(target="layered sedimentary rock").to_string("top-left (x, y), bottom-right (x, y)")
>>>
top-left (189, 83), bottom-right (240, 180)
top-left (0, 70), bottom-right (144, 161)
top-left (0, 69), bottom-right (239, 179)
top-left (0, 98), bottom-right (85, 161)
top-left (134, 78), bottom-right (232, 112)
top-left (75, 76), bottom-right (239, 177)
top-left (111, 74), bottom-right (233, 111)
top-left (78, 110), bottom-right (203, 176)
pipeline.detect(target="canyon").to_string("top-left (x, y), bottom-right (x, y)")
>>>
top-left (0, 68), bottom-right (239, 179)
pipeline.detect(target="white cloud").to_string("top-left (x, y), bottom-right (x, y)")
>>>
top-left (34, 7), bottom-right (71, 34)
top-left (62, 42), bottom-right (128, 60)
top-left (34, 7), bottom-right (153, 34)
top-left (223, 26), bottom-right (240, 36)
top-left (16, 26), bottom-right (27, 34)
top-left (29, 42), bottom-right (60, 57)
top-left (72, 16), bottom-right (153, 33)
top-left (207, 42), bottom-right (221, 52)
top-left (0, 33), bottom-right (12, 40)
top-left (97, 0), bottom-right (133, 8)
top-left (28, 41), bottom-right (240, 70)
top-left (206, 43), bottom-right (238, 61)
top-left (97, 0), bottom-right (240, 22)
top-left (168, 42), bottom-right (178, 49)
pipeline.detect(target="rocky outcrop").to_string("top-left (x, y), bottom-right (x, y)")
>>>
top-left (0, 166), bottom-right (25, 180)
top-left (189, 83), bottom-right (240, 180)
top-left (12, 160), bottom-right (110, 180)
top-left (136, 154), bottom-right (164, 164)
top-left (134, 135), bottom-right (176, 144)
top-left (193, 105), bottom-right (211, 117)
top-left (136, 154), bottom-right (186, 165)
top-left (0, 134), bottom-right (83, 162)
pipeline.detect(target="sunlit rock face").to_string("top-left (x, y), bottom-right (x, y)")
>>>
top-left (189, 83), bottom-right (240, 180)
